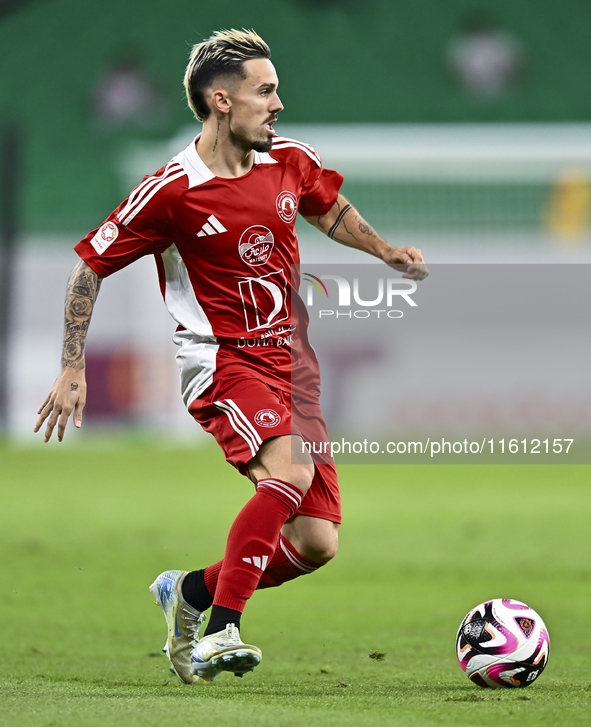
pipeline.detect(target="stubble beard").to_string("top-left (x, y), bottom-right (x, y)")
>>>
top-left (251, 137), bottom-right (274, 153)
top-left (229, 122), bottom-right (274, 154)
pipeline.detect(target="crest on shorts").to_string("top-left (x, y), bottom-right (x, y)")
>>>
top-left (276, 191), bottom-right (298, 223)
top-left (239, 225), bottom-right (274, 266)
top-left (254, 409), bottom-right (281, 427)
top-left (90, 221), bottom-right (118, 255)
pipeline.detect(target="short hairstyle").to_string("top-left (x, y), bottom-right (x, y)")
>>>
top-left (184, 29), bottom-right (271, 121)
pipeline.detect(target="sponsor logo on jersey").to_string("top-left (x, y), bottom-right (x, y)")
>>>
top-left (90, 222), bottom-right (118, 255)
top-left (238, 269), bottom-right (289, 331)
top-left (239, 225), bottom-right (275, 266)
top-left (197, 214), bottom-right (227, 237)
top-left (254, 409), bottom-right (282, 427)
top-left (276, 191), bottom-right (298, 223)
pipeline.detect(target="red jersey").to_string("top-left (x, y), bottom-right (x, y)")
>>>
top-left (75, 135), bottom-right (343, 406)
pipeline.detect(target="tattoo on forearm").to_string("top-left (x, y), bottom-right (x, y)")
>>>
top-left (328, 204), bottom-right (352, 239)
top-left (61, 261), bottom-right (101, 370)
top-left (356, 214), bottom-right (376, 238)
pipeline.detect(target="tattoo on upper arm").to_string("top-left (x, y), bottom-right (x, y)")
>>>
top-left (61, 261), bottom-right (102, 370)
top-left (328, 204), bottom-right (352, 239)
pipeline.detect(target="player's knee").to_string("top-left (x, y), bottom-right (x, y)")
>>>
top-left (262, 463), bottom-right (314, 496)
top-left (301, 534), bottom-right (339, 565)
top-left (285, 464), bottom-right (314, 496)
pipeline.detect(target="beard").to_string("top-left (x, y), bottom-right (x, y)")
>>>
top-left (251, 137), bottom-right (274, 153)
top-left (229, 119), bottom-right (275, 154)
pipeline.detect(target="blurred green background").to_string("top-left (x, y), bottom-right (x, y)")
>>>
top-left (2, 0), bottom-right (591, 234)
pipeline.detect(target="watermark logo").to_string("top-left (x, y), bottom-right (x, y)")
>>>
top-left (302, 272), bottom-right (417, 319)
top-left (303, 273), bottom-right (329, 297)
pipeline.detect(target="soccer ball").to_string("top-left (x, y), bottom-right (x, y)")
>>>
top-left (456, 598), bottom-right (550, 688)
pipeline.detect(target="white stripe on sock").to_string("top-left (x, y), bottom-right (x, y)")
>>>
top-left (261, 478), bottom-right (302, 507)
top-left (256, 480), bottom-right (301, 510)
top-left (280, 538), bottom-right (317, 573)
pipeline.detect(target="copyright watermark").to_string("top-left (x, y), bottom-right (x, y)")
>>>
top-left (302, 437), bottom-right (577, 460)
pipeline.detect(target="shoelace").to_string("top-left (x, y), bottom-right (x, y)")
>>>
top-left (183, 608), bottom-right (206, 647)
top-left (225, 623), bottom-right (241, 643)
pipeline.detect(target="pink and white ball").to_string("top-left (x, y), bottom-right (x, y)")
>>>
top-left (456, 599), bottom-right (550, 688)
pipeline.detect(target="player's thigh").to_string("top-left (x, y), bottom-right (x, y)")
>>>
top-left (189, 376), bottom-right (292, 477)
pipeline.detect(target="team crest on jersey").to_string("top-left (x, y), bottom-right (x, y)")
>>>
top-left (239, 225), bottom-right (275, 266)
top-left (254, 409), bottom-right (281, 427)
top-left (90, 221), bottom-right (118, 255)
top-left (276, 191), bottom-right (298, 223)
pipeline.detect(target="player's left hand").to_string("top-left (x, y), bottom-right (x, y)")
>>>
top-left (381, 245), bottom-right (429, 280)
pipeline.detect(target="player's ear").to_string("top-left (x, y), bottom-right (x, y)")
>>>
top-left (210, 88), bottom-right (231, 115)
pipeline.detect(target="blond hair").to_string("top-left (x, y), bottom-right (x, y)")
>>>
top-left (184, 29), bottom-right (271, 121)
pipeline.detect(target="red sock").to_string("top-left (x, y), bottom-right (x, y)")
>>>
top-left (213, 478), bottom-right (303, 612)
top-left (204, 560), bottom-right (222, 595)
top-left (257, 535), bottom-right (321, 588)
top-left (201, 534), bottom-right (321, 601)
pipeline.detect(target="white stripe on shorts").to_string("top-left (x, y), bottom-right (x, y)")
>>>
top-left (224, 399), bottom-right (263, 447)
top-left (215, 400), bottom-right (259, 457)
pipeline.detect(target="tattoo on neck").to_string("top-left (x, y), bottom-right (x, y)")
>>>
top-left (212, 117), bottom-right (221, 152)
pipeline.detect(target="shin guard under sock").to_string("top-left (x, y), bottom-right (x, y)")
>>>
top-left (183, 534), bottom-right (323, 613)
top-left (209, 478), bottom-right (302, 616)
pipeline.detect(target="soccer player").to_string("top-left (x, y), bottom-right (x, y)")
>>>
top-left (34, 29), bottom-right (428, 684)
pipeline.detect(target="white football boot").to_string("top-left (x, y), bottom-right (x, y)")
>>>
top-left (149, 570), bottom-right (206, 684)
top-left (191, 624), bottom-right (262, 683)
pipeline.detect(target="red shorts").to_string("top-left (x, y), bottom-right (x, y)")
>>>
top-left (188, 375), bottom-right (341, 524)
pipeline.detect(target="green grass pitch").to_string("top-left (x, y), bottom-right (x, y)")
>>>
top-left (1, 439), bottom-right (589, 726)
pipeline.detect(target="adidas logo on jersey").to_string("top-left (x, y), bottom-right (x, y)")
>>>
top-left (242, 555), bottom-right (269, 571)
top-left (197, 214), bottom-right (227, 237)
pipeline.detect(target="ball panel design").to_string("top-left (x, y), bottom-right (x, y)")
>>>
top-left (456, 598), bottom-right (550, 689)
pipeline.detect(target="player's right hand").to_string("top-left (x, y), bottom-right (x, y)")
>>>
top-left (34, 370), bottom-right (87, 443)
top-left (381, 245), bottom-right (429, 280)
